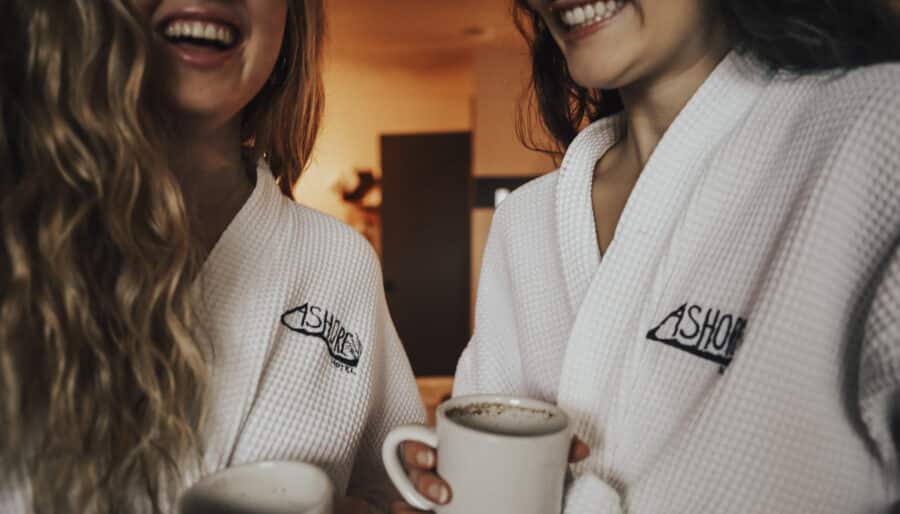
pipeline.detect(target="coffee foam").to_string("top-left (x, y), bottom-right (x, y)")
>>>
top-left (445, 402), bottom-right (566, 436)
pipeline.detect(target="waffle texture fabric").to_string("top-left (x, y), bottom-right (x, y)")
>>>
top-left (0, 163), bottom-right (425, 513)
top-left (195, 162), bottom-right (424, 510)
top-left (454, 52), bottom-right (900, 513)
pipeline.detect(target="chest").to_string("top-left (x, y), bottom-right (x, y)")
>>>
top-left (591, 152), bottom-right (641, 256)
top-left (227, 319), bottom-right (373, 493)
top-left (516, 115), bottom-right (890, 401)
top-left (198, 268), bottom-right (378, 494)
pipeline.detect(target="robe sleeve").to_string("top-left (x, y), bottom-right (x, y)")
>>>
top-left (857, 84), bottom-right (900, 505)
top-left (858, 241), bottom-right (900, 501)
top-left (453, 204), bottom-right (526, 397)
top-left (345, 281), bottom-right (426, 513)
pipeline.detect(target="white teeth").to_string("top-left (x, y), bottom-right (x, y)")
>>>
top-left (573, 6), bottom-right (585, 23)
top-left (162, 19), bottom-right (237, 46)
top-left (559, 0), bottom-right (626, 29)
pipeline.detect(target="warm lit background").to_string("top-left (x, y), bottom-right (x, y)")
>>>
top-left (295, 0), bottom-right (556, 422)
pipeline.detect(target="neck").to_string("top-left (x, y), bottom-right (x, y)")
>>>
top-left (617, 43), bottom-right (731, 167)
top-left (168, 115), bottom-right (254, 253)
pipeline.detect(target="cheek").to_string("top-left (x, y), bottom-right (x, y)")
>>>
top-left (641, 0), bottom-right (707, 43)
top-left (251, 0), bottom-right (289, 62)
top-left (237, 0), bottom-right (289, 100)
top-left (132, 0), bottom-right (157, 16)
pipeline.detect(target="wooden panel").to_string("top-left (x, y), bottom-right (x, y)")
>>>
top-left (381, 132), bottom-right (472, 376)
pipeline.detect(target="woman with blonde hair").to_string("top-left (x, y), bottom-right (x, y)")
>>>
top-left (0, 1), bottom-right (423, 513)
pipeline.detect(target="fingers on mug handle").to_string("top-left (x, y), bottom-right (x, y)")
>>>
top-left (408, 468), bottom-right (451, 505)
top-left (401, 441), bottom-right (437, 470)
top-left (381, 424), bottom-right (441, 511)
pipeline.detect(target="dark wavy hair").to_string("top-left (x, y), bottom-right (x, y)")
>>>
top-left (515, 0), bottom-right (900, 155)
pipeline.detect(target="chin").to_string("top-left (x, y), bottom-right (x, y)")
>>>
top-left (165, 82), bottom-right (247, 124)
top-left (567, 61), bottom-right (622, 91)
top-left (170, 94), bottom-right (225, 117)
top-left (563, 43), bottom-right (638, 91)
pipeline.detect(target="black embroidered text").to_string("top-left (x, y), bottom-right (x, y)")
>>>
top-left (646, 302), bottom-right (746, 370)
top-left (281, 303), bottom-right (363, 371)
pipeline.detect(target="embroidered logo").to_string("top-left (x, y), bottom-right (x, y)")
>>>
top-left (281, 303), bottom-right (363, 373)
top-left (646, 302), bottom-right (746, 371)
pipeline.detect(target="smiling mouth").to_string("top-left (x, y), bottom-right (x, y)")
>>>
top-left (160, 18), bottom-right (241, 50)
top-left (557, 0), bottom-right (627, 31)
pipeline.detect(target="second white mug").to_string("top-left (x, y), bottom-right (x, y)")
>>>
top-left (178, 461), bottom-right (334, 514)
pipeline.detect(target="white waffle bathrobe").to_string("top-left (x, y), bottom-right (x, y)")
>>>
top-left (454, 53), bottom-right (900, 513)
top-left (1, 164), bottom-right (425, 513)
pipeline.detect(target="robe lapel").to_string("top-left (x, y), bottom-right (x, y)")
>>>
top-left (556, 115), bottom-right (624, 312)
top-left (195, 165), bottom-right (286, 474)
top-left (555, 53), bottom-right (771, 482)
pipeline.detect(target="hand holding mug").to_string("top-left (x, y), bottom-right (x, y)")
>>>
top-left (390, 437), bottom-right (590, 513)
top-left (382, 395), bottom-right (587, 514)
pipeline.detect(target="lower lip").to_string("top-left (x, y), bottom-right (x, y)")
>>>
top-left (162, 39), bottom-right (239, 70)
top-left (562, 4), bottom-right (626, 43)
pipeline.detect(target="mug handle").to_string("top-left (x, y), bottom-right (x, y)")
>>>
top-left (381, 424), bottom-right (440, 511)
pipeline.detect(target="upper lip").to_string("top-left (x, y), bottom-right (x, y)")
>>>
top-left (153, 4), bottom-right (246, 41)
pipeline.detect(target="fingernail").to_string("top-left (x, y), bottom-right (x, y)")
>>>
top-left (416, 450), bottom-right (434, 467)
top-left (428, 483), bottom-right (449, 504)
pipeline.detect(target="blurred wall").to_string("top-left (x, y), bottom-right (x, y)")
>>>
top-left (470, 47), bottom-right (555, 317)
top-left (296, 51), bottom-right (475, 220)
top-left (296, 43), bottom-right (553, 334)
top-left (473, 47), bottom-right (553, 178)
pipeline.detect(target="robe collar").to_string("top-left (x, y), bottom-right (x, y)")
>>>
top-left (556, 51), bottom-right (772, 312)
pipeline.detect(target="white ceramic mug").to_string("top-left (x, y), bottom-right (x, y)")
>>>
top-left (382, 394), bottom-right (571, 514)
top-left (178, 461), bottom-right (334, 514)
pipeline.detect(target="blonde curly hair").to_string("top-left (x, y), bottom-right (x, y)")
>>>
top-left (1, 1), bottom-right (205, 512)
top-left (1, 0), bottom-right (325, 511)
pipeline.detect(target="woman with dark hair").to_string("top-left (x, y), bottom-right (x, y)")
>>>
top-left (396, 0), bottom-right (900, 512)
top-left (0, 1), bottom-right (422, 513)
